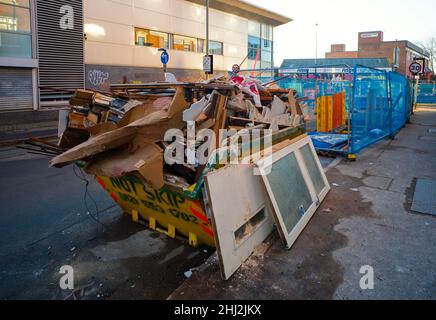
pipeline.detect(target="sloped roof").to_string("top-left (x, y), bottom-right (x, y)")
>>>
top-left (281, 58), bottom-right (391, 69)
top-left (185, 0), bottom-right (292, 26)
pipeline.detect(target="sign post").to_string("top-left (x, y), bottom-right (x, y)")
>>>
top-left (159, 49), bottom-right (170, 73)
top-left (409, 62), bottom-right (422, 75)
top-left (203, 55), bottom-right (214, 75)
top-left (409, 62), bottom-right (422, 111)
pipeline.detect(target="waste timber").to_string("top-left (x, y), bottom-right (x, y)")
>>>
top-left (43, 73), bottom-right (330, 280)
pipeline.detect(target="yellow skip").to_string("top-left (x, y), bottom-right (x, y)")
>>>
top-left (168, 225), bottom-right (176, 239)
top-left (189, 233), bottom-right (198, 247)
top-left (131, 210), bottom-right (139, 223)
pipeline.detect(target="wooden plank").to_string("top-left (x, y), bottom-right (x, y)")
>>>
top-left (110, 82), bottom-right (238, 91)
top-left (327, 96), bottom-right (334, 132)
top-left (213, 93), bottom-right (229, 148)
top-left (342, 91), bottom-right (347, 126)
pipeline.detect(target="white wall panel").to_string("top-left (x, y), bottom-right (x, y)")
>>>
top-left (170, 16), bottom-right (205, 39)
top-left (133, 7), bottom-right (171, 31)
top-left (85, 41), bottom-right (134, 66)
top-left (85, 19), bottom-right (134, 46)
top-left (135, 0), bottom-right (171, 15)
top-left (85, 0), bottom-right (133, 25)
top-left (84, 0), bottom-right (252, 71)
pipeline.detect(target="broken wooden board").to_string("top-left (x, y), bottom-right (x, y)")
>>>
top-left (256, 135), bottom-right (330, 249)
top-left (204, 164), bottom-right (275, 280)
top-left (85, 143), bottom-right (164, 189)
top-left (50, 87), bottom-right (188, 167)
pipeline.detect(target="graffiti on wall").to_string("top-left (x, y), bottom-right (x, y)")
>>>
top-left (88, 69), bottom-right (110, 87)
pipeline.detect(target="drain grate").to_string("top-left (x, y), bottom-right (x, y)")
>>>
top-left (411, 179), bottom-right (436, 216)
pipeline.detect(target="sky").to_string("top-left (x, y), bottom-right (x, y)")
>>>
top-left (245, 0), bottom-right (436, 67)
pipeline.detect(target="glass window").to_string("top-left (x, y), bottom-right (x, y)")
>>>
top-left (266, 152), bottom-right (313, 233)
top-left (135, 28), bottom-right (169, 49)
top-left (0, 1), bottom-right (30, 7)
top-left (247, 59), bottom-right (260, 69)
top-left (198, 38), bottom-right (205, 53)
top-left (261, 61), bottom-right (272, 69)
top-left (262, 38), bottom-right (272, 50)
top-left (173, 34), bottom-right (197, 52)
top-left (261, 24), bottom-right (273, 41)
top-left (0, 2), bottom-right (32, 58)
top-left (248, 35), bottom-right (260, 60)
top-left (0, 31), bottom-right (31, 58)
top-left (261, 49), bottom-right (272, 63)
top-left (248, 20), bottom-right (260, 37)
top-left (209, 40), bottom-right (223, 55)
top-left (300, 144), bottom-right (326, 194)
top-left (198, 39), bottom-right (223, 55)
top-left (0, 3), bottom-right (31, 33)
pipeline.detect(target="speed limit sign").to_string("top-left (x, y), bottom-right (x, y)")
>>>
top-left (409, 62), bottom-right (422, 75)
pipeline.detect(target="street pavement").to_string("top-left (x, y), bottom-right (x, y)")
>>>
top-left (170, 107), bottom-right (436, 300)
top-left (0, 147), bottom-right (211, 300)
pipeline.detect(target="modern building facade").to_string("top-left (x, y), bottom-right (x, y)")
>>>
top-left (325, 31), bottom-right (430, 78)
top-left (0, 0), bottom-right (291, 112)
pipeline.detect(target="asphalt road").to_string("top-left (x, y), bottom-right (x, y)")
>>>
top-left (0, 147), bottom-right (211, 300)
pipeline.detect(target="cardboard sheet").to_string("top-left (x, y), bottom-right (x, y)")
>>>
top-left (85, 143), bottom-right (164, 189)
top-left (50, 88), bottom-right (188, 167)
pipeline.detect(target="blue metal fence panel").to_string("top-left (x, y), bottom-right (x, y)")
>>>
top-left (417, 81), bottom-right (436, 105)
top-left (351, 66), bottom-right (391, 154)
top-left (253, 67), bottom-right (412, 157)
top-left (389, 72), bottom-right (407, 134)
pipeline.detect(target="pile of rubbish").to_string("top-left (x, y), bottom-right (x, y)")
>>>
top-left (48, 74), bottom-right (308, 191)
top-left (29, 74), bottom-right (332, 281)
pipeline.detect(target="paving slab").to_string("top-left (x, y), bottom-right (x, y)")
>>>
top-left (411, 179), bottom-right (436, 216)
top-left (363, 176), bottom-right (392, 190)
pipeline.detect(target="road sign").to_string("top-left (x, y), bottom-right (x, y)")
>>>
top-left (161, 51), bottom-right (170, 65)
top-left (203, 55), bottom-right (214, 74)
top-left (232, 64), bottom-right (241, 74)
top-left (409, 62), bottom-right (422, 75)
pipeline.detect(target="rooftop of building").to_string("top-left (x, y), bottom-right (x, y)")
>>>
top-left (185, 0), bottom-right (292, 26)
top-left (280, 58), bottom-right (391, 69)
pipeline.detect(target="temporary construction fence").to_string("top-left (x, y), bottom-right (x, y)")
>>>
top-left (251, 73), bottom-right (353, 124)
top-left (249, 65), bottom-right (413, 158)
top-left (416, 81), bottom-right (436, 106)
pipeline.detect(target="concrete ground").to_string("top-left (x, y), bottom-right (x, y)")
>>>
top-left (1, 107), bottom-right (434, 300)
top-left (0, 147), bottom-right (211, 300)
top-left (0, 110), bottom-right (59, 146)
top-left (169, 107), bottom-right (436, 300)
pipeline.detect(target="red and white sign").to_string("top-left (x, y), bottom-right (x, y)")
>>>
top-left (232, 64), bottom-right (241, 74)
top-left (409, 62), bottom-right (422, 74)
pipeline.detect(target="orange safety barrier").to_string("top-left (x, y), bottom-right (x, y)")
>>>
top-left (317, 91), bottom-right (346, 132)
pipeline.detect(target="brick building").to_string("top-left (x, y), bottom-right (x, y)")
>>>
top-left (326, 31), bottom-right (430, 78)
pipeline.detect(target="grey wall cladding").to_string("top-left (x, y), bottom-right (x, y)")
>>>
top-left (36, 0), bottom-right (84, 105)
